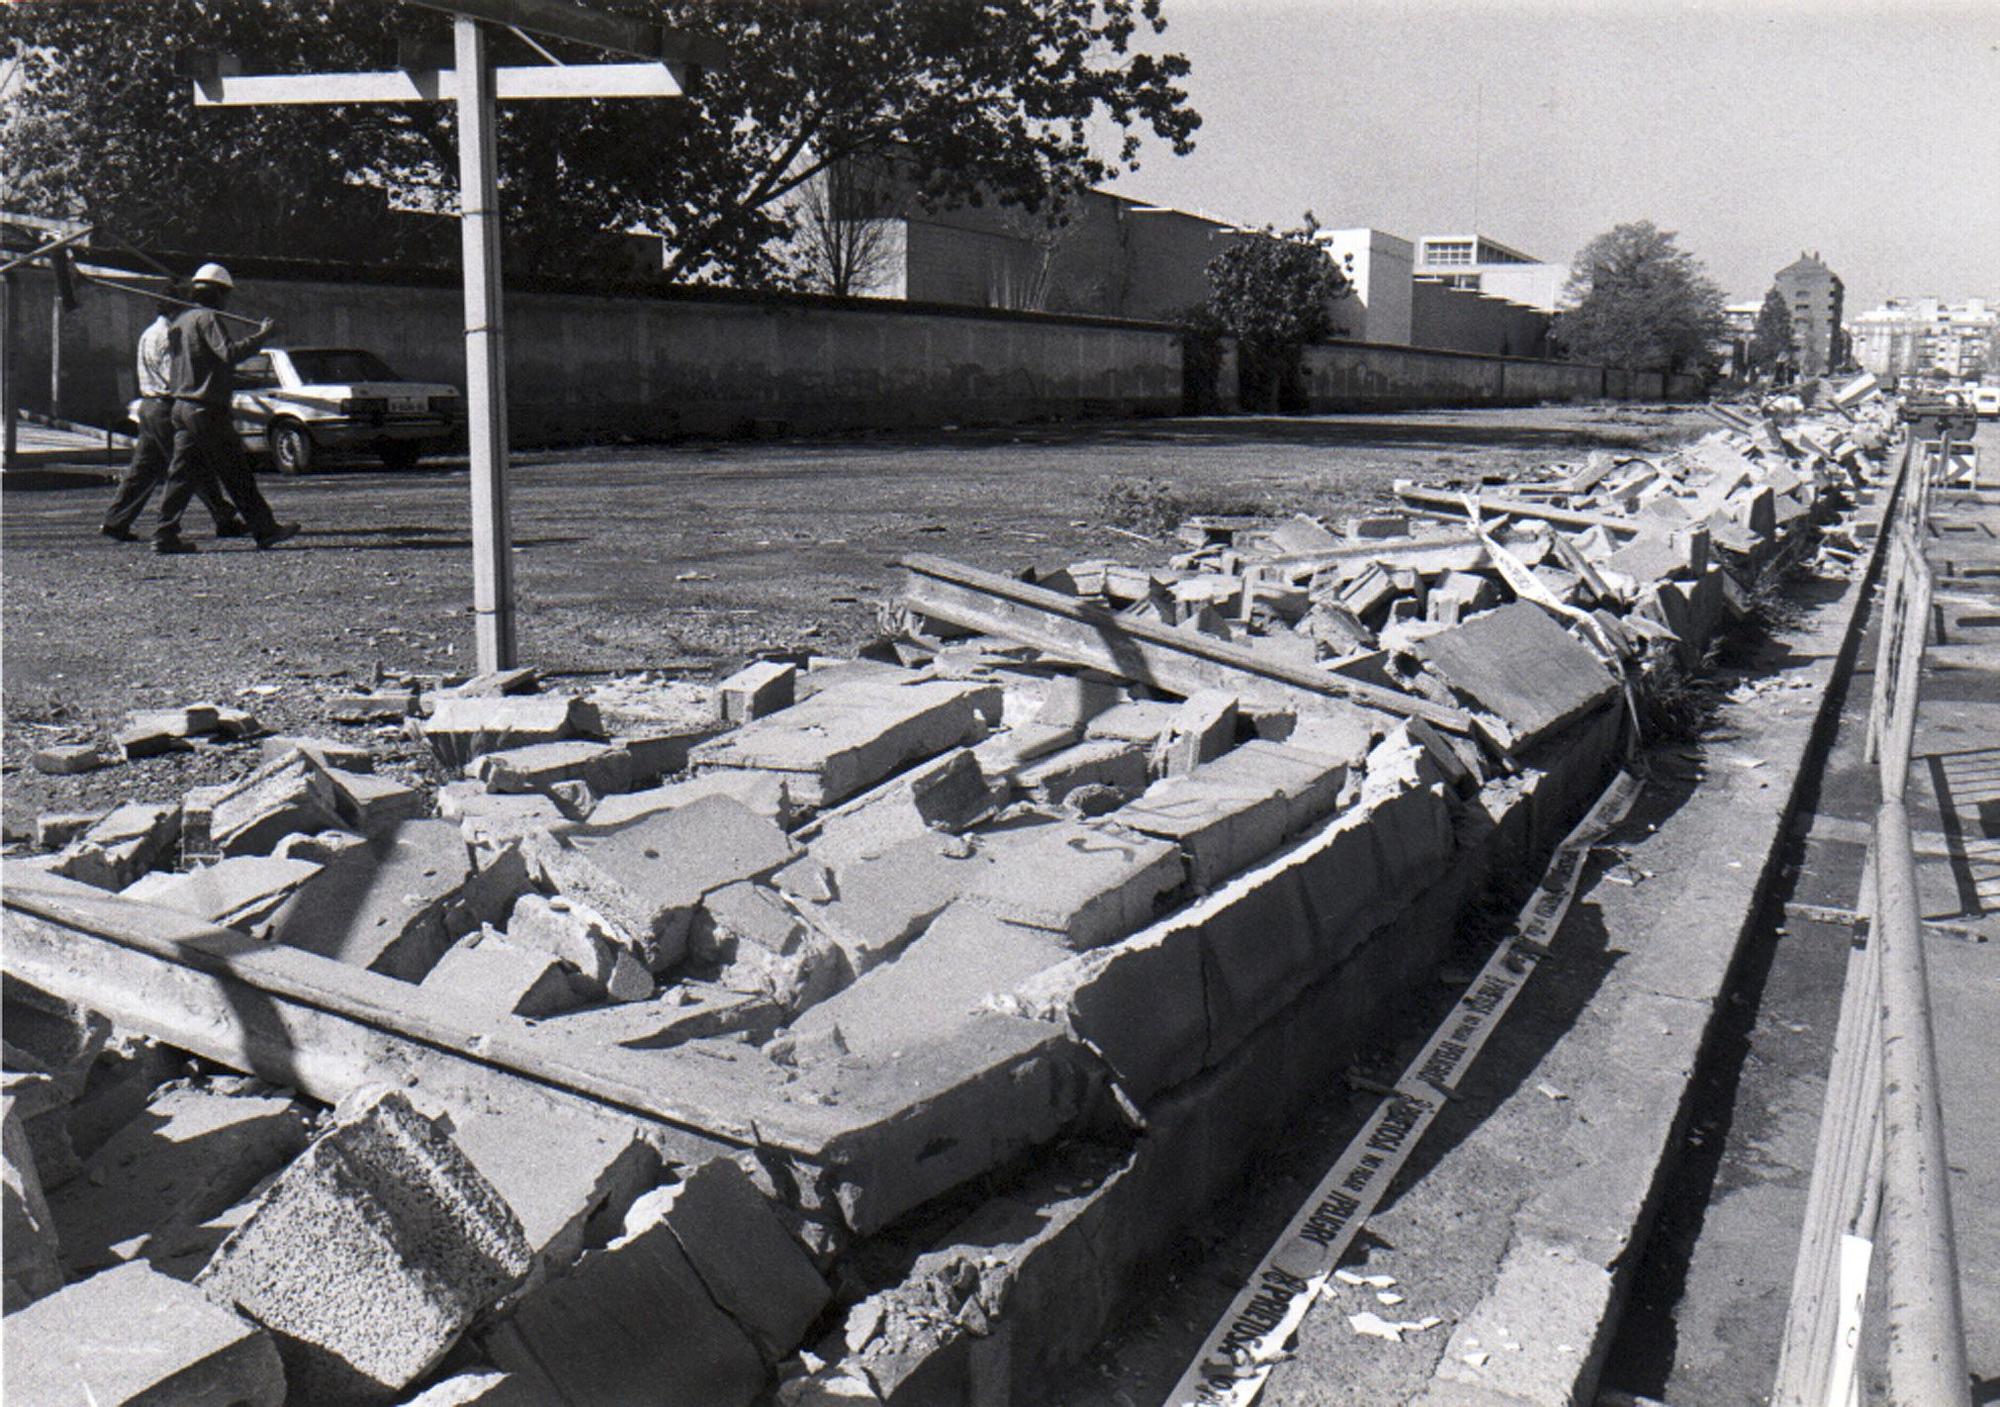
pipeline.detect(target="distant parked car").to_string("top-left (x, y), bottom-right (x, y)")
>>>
top-left (231, 346), bottom-right (461, 473)
top-left (1971, 385), bottom-right (2000, 419)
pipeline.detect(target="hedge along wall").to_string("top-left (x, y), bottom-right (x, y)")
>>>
top-left (8, 255), bottom-right (1697, 447)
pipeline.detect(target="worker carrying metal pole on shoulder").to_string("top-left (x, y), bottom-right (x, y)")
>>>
top-left (149, 263), bottom-right (301, 555)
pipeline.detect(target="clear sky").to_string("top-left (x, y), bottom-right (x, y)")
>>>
top-left (1093, 0), bottom-right (2000, 315)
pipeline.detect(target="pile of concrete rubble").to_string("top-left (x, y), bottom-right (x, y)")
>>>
top-left (2, 393), bottom-right (1897, 1405)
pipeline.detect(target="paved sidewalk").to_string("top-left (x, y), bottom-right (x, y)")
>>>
top-left (1603, 424), bottom-right (2000, 1406)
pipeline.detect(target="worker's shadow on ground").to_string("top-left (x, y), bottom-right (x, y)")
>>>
top-left (316, 525), bottom-right (585, 552)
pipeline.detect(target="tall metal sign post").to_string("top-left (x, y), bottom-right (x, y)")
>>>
top-left (191, 0), bottom-right (720, 670)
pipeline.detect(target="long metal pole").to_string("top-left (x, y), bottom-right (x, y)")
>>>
top-left (0, 273), bottom-right (17, 469)
top-left (455, 14), bottom-right (517, 671)
top-left (1873, 802), bottom-right (1970, 1406)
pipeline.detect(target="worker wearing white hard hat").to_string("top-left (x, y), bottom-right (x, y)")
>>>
top-left (151, 262), bottom-right (300, 553)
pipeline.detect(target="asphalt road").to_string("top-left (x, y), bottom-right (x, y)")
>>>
top-left (1, 403), bottom-right (1705, 837)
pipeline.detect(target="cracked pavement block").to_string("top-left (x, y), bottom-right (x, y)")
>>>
top-left (1414, 601), bottom-right (1616, 752)
top-left (421, 929), bottom-right (582, 1019)
top-left (964, 819), bottom-right (1185, 951)
top-left (469, 740), bottom-right (635, 798)
top-left (53, 801), bottom-right (183, 890)
top-left (209, 753), bottom-right (342, 858)
top-left (120, 855), bottom-right (322, 931)
top-left (421, 695), bottom-right (602, 771)
top-left (656, 1159), bottom-right (831, 1363)
top-left (719, 659), bottom-right (798, 724)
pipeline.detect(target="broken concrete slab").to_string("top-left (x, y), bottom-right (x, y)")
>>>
top-left (318, 766), bottom-right (425, 837)
top-left (1112, 775), bottom-right (1292, 892)
top-left (53, 801), bottom-right (182, 890)
top-left (584, 767), bottom-right (800, 830)
top-left (420, 928), bottom-right (581, 1019)
top-left (116, 704), bottom-right (221, 760)
top-left (540, 794), bottom-right (799, 971)
top-left (803, 747), bottom-right (1000, 872)
top-left (197, 1086), bottom-right (532, 1402)
top-left (48, 1082), bottom-right (312, 1280)
top-left (119, 855), bottom-right (321, 931)
top-left (209, 753), bottom-right (342, 858)
top-left (657, 1158), bottom-right (832, 1364)
top-left (480, 1185), bottom-right (767, 1407)
top-left (469, 740), bottom-right (635, 799)
top-left (1162, 689), bottom-right (1240, 776)
top-left (1012, 738), bottom-right (1149, 807)
top-left (329, 686), bottom-right (422, 723)
top-left (786, 904), bottom-right (1067, 1062)
top-left (691, 680), bottom-right (999, 807)
top-left (420, 695), bottom-right (602, 771)
top-left (1414, 601), bottom-right (1617, 752)
top-left (1188, 739), bottom-right (1347, 835)
top-left (7, 1261), bottom-right (287, 1406)
top-left (260, 734), bottom-right (374, 772)
top-left (810, 832), bottom-right (996, 975)
top-left (504, 893), bottom-right (648, 1001)
top-left (29, 741), bottom-right (113, 776)
top-left (720, 659), bottom-right (799, 724)
top-left (265, 819), bottom-right (473, 982)
top-left (34, 808), bottom-right (109, 851)
top-left (694, 879), bottom-right (807, 962)
top-left (4, 1092), bottom-right (64, 1311)
top-left (436, 781), bottom-right (566, 831)
top-left (964, 819), bottom-right (1184, 951)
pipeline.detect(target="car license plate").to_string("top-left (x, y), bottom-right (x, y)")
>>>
top-left (390, 395), bottom-right (425, 413)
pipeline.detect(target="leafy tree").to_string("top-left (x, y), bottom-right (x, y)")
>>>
top-left (1199, 215), bottom-right (1351, 411)
top-left (0, 0), bottom-right (1201, 285)
top-left (1748, 286), bottom-right (1794, 375)
top-left (777, 154), bottom-right (910, 297)
top-left (1554, 221), bottom-right (1726, 376)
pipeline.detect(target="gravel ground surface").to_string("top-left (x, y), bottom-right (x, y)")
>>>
top-left (1, 403), bottom-right (1709, 840)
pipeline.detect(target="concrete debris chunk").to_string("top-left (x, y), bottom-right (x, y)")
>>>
top-left (1162, 689), bottom-right (1239, 776)
top-left (541, 794), bottom-right (799, 971)
top-left (695, 879), bottom-right (807, 961)
top-left (720, 659), bottom-right (799, 724)
top-left (1414, 601), bottom-right (1618, 752)
top-left (259, 735), bottom-right (374, 772)
top-left (1013, 738), bottom-right (1149, 807)
top-left (119, 855), bottom-right (322, 931)
top-left (811, 833), bottom-right (994, 974)
top-left (318, 766), bottom-right (426, 836)
top-left (1193, 739), bottom-right (1347, 834)
top-left (469, 739), bottom-right (635, 798)
top-left (480, 1184), bottom-right (766, 1407)
top-left (48, 1083), bottom-right (312, 1280)
top-left (274, 829), bottom-right (370, 864)
top-left (30, 741), bottom-right (112, 775)
top-left (265, 819), bottom-right (473, 982)
top-left (329, 686), bottom-right (422, 722)
top-left (209, 752), bottom-right (343, 857)
top-left (403, 1371), bottom-right (547, 1405)
top-left (4, 1093), bottom-right (64, 1311)
top-left (421, 694), bottom-right (602, 771)
top-left (421, 927), bottom-right (582, 1018)
top-left (197, 1086), bottom-right (532, 1402)
top-left (117, 703), bottom-right (221, 759)
top-left (655, 1159), bottom-right (832, 1363)
top-left (53, 800), bottom-right (182, 890)
top-left (585, 767), bottom-right (800, 829)
top-left (690, 679), bottom-right (998, 807)
top-left (506, 893), bottom-right (651, 1002)
top-left (34, 808), bottom-right (109, 851)
top-left (964, 819), bottom-right (1185, 950)
top-left (1113, 775), bottom-right (1292, 892)
top-left (8, 1261), bottom-right (287, 1406)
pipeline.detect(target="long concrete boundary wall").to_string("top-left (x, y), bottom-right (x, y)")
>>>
top-left (7, 257), bottom-right (1695, 447)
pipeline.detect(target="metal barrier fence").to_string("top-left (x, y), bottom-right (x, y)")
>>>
top-left (1771, 434), bottom-right (1970, 1407)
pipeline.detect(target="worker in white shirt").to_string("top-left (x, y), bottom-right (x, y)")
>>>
top-left (100, 284), bottom-right (247, 542)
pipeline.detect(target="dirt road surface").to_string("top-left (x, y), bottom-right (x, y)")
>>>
top-left (2, 404), bottom-right (1706, 838)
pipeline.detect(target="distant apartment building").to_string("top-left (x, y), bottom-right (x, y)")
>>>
top-left (1850, 297), bottom-right (1996, 382)
top-left (1412, 234), bottom-right (1566, 313)
top-left (1772, 252), bottom-right (1845, 377)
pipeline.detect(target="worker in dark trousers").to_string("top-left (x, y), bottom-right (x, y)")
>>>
top-left (101, 287), bottom-right (247, 541)
top-left (152, 262), bottom-right (300, 555)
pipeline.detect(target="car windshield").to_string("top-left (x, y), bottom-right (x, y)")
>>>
top-left (285, 350), bottom-right (402, 383)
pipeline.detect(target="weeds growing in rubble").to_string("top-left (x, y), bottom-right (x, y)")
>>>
top-left (1636, 644), bottom-right (1724, 744)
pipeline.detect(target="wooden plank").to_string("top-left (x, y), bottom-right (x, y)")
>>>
top-left (1395, 482), bottom-right (1646, 536)
top-left (192, 61), bottom-right (685, 106)
top-left (896, 552), bottom-right (1473, 733)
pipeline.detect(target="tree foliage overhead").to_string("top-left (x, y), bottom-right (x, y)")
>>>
top-left (1748, 286), bottom-right (1794, 373)
top-left (1, 0), bottom-right (1201, 284)
top-left (1555, 221), bottom-right (1727, 375)
top-left (1200, 216), bottom-right (1351, 349)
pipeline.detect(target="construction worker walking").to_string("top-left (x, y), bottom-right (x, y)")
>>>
top-left (100, 284), bottom-right (247, 542)
top-left (151, 262), bottom-right (300, 555)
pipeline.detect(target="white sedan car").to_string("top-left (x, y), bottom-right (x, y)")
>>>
top-left (231, 347), bottom-right (463, 473)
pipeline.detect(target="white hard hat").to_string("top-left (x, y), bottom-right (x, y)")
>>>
top-left (191, 262), bottom-right (234, 289)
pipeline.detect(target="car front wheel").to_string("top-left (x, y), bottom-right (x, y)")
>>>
top-left (271, 421), bottom-right (314, 475)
